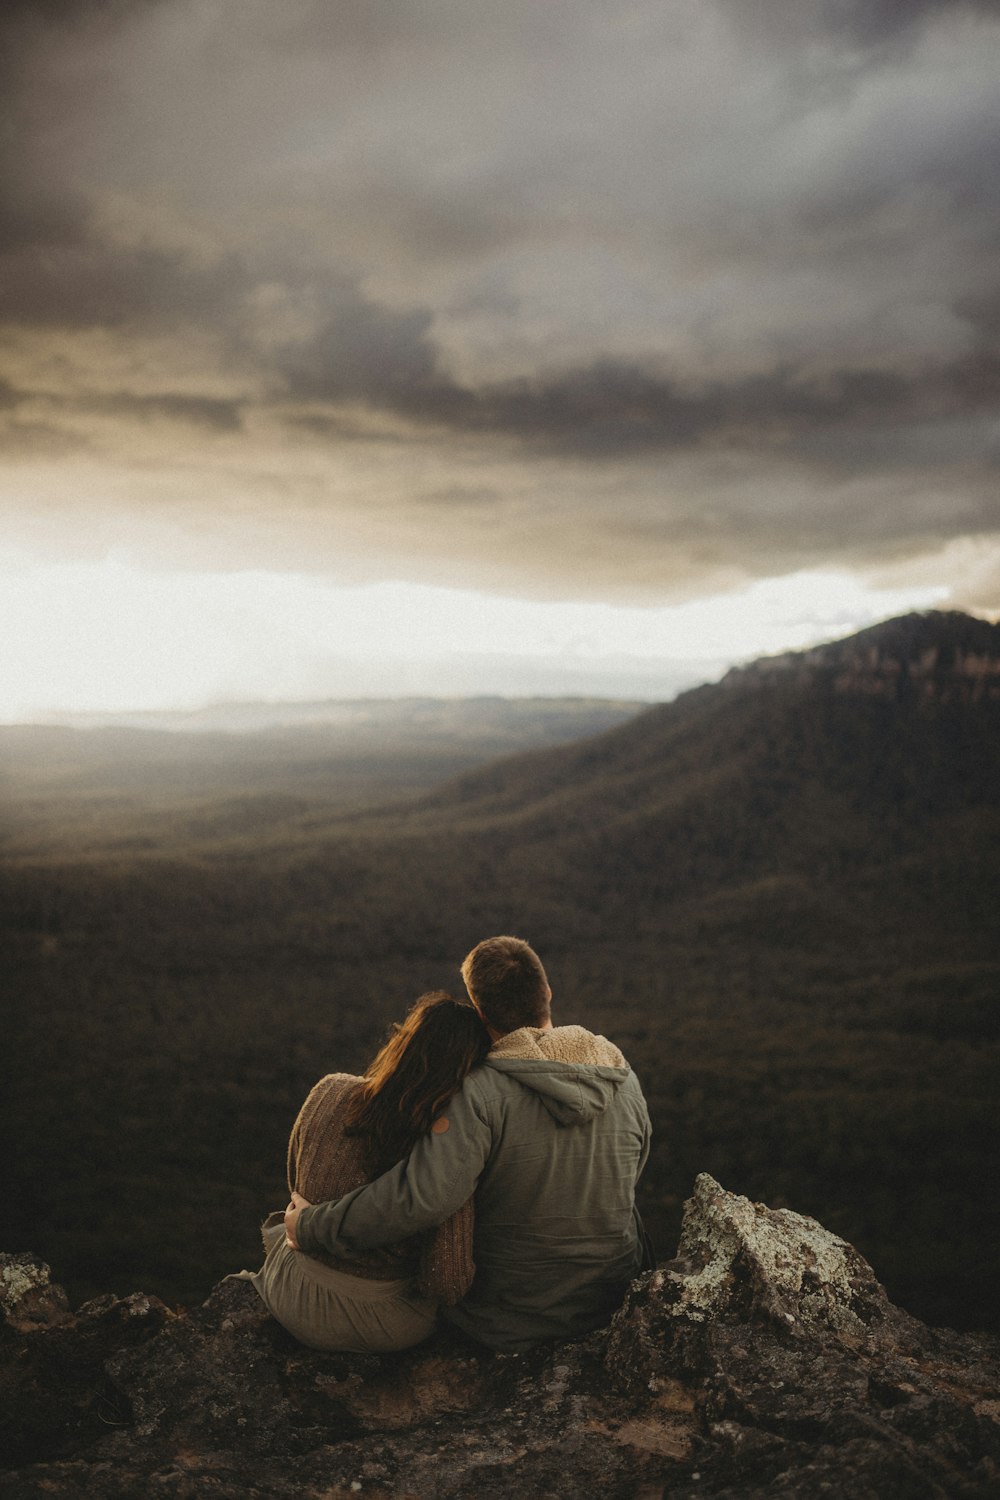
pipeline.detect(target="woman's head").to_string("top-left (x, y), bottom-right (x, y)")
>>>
top-left (345, 991), bottom-right (490, 1173)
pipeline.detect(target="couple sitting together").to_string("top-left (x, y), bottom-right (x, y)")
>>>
top-left (250, 935), bottom-right (651, 1355)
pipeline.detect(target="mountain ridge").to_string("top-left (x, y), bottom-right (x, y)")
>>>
top-left (376, 609), bottom-right (1000, 844)
top-left (723, 608), bottom-right (1000, 700)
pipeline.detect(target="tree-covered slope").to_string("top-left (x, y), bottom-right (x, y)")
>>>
top-left (2, 612), bottom-right (998, 1330)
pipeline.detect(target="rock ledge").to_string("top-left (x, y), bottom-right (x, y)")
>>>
top-left (2, 1176), bottom-right (998, 1498)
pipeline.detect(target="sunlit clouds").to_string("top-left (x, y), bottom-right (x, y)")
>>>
top-left (1, 1), bottom-right (998, 713)
top-left (0, 548), bottom-right (948, 720)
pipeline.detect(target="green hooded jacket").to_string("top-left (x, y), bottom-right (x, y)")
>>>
top-left (296, 1025), bottom-right (652, 1351)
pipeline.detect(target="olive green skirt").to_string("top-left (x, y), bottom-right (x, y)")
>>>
top-left (247, 1213), bottom-right (437, 1354)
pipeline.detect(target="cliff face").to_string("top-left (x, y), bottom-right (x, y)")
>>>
top-left (724, 610), bottom-right (1000, 702)
top-left (2, 1176), bottom-right (999, 1499)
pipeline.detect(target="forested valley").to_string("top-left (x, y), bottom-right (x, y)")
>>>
top-left (2, 614), bottom-right (998, 1335)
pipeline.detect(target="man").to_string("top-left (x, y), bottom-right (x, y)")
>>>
top-left (286, 936), bottom-right (651, 1352)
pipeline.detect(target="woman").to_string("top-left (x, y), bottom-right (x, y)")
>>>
top-left (248, 991), bottom-right (490, 1352)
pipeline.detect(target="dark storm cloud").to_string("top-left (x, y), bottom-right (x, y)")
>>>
top-left (457, 358), bottom-right (995, 459)
top-left (724, 0), bottom-right (1000, 49)
top-left (417, 485), bottom-right (500, 509)
top-left (816, 0), bottom-right (1000, 46)
top-left (0, 188), bottom-right (86, 257)
top-left (0, 241), bottom-right (244, 330)
top-left (0, 0), bottom-right (163, 100)
top-left (0, 194), bottom-right (245, 329)
top-left (281, 299), bottom-right (1000, 466)
top-left (87, 391), bottom-right (244, 431)
top-left (0, 418), bottom-right (91, 458)
top-left (284, 297), bottom-right (441, 407)
top-left (1, 0), bottom-right (999, 602)
top-left (0, 1), bottom-right (156, 14)
top-left (957, 285), bottom-right (1000, 345)
top-left (283, 412), bottom-right (391, 444)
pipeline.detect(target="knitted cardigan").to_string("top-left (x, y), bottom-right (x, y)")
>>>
top-left (287, 1072), bottom-right (474, 1306)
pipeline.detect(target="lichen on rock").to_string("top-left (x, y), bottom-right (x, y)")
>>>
top-left (0, 1250), bottom-right (72, 1333)
top-left (673, 1172), bottom-right (887, 1332)
top-left (2, 1178), bottom-right (999, 1498)
top-left (606, 1171), bottom-right (899, 1402)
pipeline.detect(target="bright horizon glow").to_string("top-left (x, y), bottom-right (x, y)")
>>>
top-left (0, 549), bottom-right (950, 721)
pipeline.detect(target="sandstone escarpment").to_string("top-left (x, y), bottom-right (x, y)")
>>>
top-left (724, 610), bottom-right (1000, 702)
top-left (2, 1175), bottom-right (998, 1498)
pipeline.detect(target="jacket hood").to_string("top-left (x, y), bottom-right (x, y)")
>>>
top-left (485, 1025), bottom-right (630, 1125)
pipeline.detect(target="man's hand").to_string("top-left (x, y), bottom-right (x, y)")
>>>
top-left (284, 1190), bottom-right (311, 1249)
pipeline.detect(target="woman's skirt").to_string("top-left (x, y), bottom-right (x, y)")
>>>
top-left (247, 1213), bottom-right (437, 1353)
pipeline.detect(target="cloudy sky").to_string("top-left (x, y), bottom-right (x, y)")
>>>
top-left (2, 0), bottom-right (998, 716)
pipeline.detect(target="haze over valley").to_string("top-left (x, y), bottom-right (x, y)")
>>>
top-left (3, 611), bottom-right (998, 1338)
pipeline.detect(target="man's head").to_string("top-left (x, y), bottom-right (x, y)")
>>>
top-left (460, 935), bottom-right (552, 1037)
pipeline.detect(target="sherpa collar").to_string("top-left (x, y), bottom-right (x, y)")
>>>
top-left (489, 1024), bottom-right (626, 1069)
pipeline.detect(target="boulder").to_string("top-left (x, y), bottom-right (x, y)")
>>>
top-left (0, 1251), bottom-right (169, 1472)
top-left (1, 1176), bottom-right (998, 1498)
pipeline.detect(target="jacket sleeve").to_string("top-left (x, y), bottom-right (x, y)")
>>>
top-left (296, 1076), bottom-right (493, 1259)
top-left (639, 1105), bottom-right (652, 1177)
top-left (630, 1070), bottom-right (652, 1179)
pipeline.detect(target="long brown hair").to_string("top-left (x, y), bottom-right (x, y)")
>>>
top-left (344, 991), bottom-right (490, 1176)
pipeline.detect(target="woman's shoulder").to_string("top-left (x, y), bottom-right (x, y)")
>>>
top-left (292, 1072), bottom-right (365, 1145)
top-left (304, 1072), bottom-right (363, 1102)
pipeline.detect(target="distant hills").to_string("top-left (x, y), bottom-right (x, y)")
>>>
top-left (2, 610), bottom-right (998, 1333)
top-left (22, 694), bottom-right (649, 738)
top-left (365, 608), bottom-right (1000, 886)
top-left (0, 696), bottom-right (643, 858)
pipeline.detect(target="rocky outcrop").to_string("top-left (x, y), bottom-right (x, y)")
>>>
top-left (2, 1176), bottom-right (998, 1498)
top-left (724, 610), bottom-right (1000, 702)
